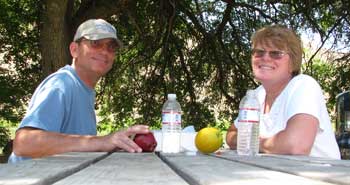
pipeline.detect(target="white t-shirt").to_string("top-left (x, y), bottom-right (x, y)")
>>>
top-left (254, 74), bottom-right (340, 159)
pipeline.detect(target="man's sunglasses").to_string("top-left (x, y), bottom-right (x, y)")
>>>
top-left (79, 38), bottom-right (119, 53)
top-left (252, 49), bottom-right (288, 60)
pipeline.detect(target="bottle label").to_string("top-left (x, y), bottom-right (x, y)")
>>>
top-left (238, 108), bottom-right (259, 123)
top-left (162, 111), bottom-right (181, 124)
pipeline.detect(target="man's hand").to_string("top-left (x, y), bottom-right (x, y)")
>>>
top-left (101, 125), bottom-right (150, 153)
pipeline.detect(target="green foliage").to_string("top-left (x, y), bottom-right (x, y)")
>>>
top-left (97, 116), bottom-right (140, 134)
top-left (0, 126), bottom-right (10, 150)
top-left (97, 0), bottom-right (349, 131)
top-left (0, 119), bottom-right (13, 150)
top-left (1, 0), bottom-right (350, 133)
top-left (0, 0), bottom-right (41, 121)
top-left (208, 119), bottom-right (231, 132)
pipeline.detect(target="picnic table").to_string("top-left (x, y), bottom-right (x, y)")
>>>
top-left (0, 149), bottom-right (349, 185)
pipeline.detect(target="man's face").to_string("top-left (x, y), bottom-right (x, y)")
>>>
top-left (70, 38), bottom-right (118, 78)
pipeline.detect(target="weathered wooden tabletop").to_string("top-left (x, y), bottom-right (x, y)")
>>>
top-left (0, 150), bottom-right (349, 185)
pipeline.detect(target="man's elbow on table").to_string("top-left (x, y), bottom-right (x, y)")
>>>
top-left (12, 128), bottom-right (44, 158)
top-left (12, 133), bottom-right (29, 157)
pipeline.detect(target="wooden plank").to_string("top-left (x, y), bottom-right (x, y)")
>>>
top-left (0, 152), bottom-right (109, 185)
top-left (159, 152), bottom-right (337, 185)
top-left (213, 150), bottom-right (350, 185)
top-left (54, 152), bottom-right (188, 185)
top-left (261, 153), bottom-right (350, 167)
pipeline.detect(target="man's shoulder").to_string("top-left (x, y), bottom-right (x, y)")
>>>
top-left (43, 66), bottom-right (79, 88)
top-left (53, 65), bottom-right (77, 81)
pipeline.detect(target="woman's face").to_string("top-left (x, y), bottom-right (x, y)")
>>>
top-left (251, 43), bottom-right (293, 87)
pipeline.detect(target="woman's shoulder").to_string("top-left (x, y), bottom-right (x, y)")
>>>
top-left (290, 74), bottom-right (321, 88)
top-left (286, 74), bottom-right (324, 99)
top-left (292, 74), bottom-right (317, 82)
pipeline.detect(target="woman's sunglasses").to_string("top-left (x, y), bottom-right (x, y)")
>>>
top-left (252, 49), bottom-right (288, 60)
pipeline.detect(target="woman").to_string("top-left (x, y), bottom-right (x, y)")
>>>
top-left (226, 25), bottom-right (340, 159)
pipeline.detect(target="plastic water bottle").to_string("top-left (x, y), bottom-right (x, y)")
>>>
top-left (161, 94), bottom-right (182, 153)
top-left (237, 89), bottom-right (260, 156)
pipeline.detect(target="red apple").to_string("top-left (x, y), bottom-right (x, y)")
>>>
top-left (133, 132), bottom-right (157, 152)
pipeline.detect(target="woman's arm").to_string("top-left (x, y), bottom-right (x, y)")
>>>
top-left (260, 113), bottom-right (318, 155)
top-left (226, 124), bottom-right (238, 149)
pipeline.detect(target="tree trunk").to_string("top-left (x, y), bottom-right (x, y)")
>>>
top-left (39, 0), bottom-right (72, 78)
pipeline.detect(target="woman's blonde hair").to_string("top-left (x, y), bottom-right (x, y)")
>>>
top-left (251, 25), bottom-right (303, 76)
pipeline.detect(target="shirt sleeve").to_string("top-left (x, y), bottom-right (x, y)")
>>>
top-left (285, 76), bottom-right (326, 131)
top-left (19, 86), bottom-right (67, 132)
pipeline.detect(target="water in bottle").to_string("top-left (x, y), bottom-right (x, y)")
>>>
top-left (237, 89), bottom-right (260, 156)
top-left (161, 94), bottom-right (182, 153)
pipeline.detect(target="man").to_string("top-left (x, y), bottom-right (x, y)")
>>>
top-left (8, 19), bottom-right (149, 163)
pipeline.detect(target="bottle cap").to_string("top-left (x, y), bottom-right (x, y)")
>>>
top-left (168, 94), bottom-right (176, 100)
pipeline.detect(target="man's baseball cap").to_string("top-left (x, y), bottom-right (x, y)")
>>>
top-left (73, 19), bottom-right (122, 46)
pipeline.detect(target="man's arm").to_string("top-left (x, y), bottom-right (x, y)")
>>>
top-left (260, 113), bottom-right (318, 155)
top-left (13, 125), bottom-right (149, 158)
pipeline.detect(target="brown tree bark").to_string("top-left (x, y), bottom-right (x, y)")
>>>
top-left (39, 0), bottom-right (72, 77)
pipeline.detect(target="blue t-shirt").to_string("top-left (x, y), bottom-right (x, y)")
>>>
top-left (9, 65), bottom-right (97, 163)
